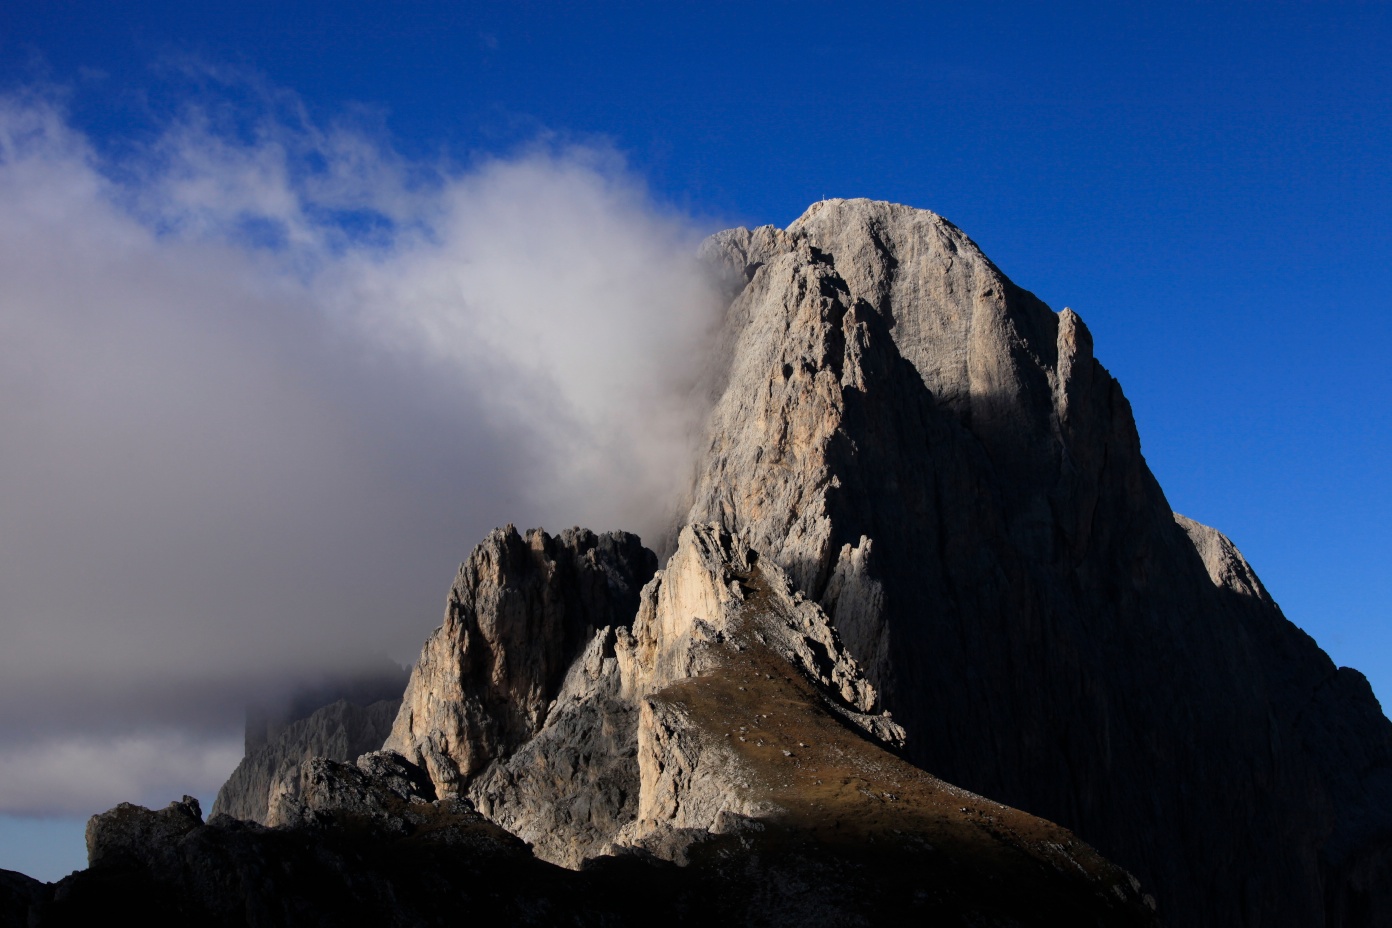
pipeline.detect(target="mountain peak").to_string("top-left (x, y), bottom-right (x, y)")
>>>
top-left (24, 199), bottom-right (1390, 928)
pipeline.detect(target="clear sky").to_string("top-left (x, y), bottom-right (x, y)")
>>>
top-left (1, 0), bottom-right (1389, 883)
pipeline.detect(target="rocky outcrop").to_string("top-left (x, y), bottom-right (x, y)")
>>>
top-left (384, 526), bottom-right (657, 797)
top-left (389, 520), bottom-right (1157, 928)
top-left (33, 522), bottom-right (1158, 927)
top-left (607, 523), bottom-right (905, 861)
top-left (0, 868), bottom-right (47, 928)
top-left (601, 529), bottom-right (1154, 928)
top-left (265, 751), bottom-right (439, 829)
top-left (42, 761), bottom-right (577, 928)
top-left (405, 520), bottom-right (898, 868)
top-left (690, 198), bottom-right (1392, 927)
top-left (27, 767), bottom-right (1160, 928)
top-left (466, 625), bottom-right (641, 866)
top-left (462, 522), bottom-right (906, 867)
top-left (87, 796), bottom-right (206, 870)
top-left (31, 196), bottom-right (1387, 927)
top-left (211, 697), bottom-right (402, 823)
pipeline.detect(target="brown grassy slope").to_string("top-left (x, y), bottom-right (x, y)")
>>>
top-left (650, 565), bottom-right (1160, 926)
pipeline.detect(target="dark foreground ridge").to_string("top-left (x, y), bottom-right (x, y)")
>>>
top-left (3, 747), bottom-right (1155, 927)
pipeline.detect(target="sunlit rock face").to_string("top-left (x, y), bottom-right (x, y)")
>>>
top-left (389, 521), bottom-right (908, 869)
top-left (76, 198), bottom-right (1391, 927)
top-left (367, 521), bottom-right (1159, 921)
top-left (382, 526), bottom-right (657, 798)
top-left (691, 198), bottom-right (1392, 927)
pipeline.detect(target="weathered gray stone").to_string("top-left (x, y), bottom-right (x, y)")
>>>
top-left (211, 696), bottom-right (401, 824)
top-left (86, 795), bottom-right (204, 870)
top-left (51, 518), bottom-right (1158, 926)
top-left (608, 523), bottom-right (905, 862)
top-left (688, 197), bottom-right (1392, 927)
top-left (39, 196), bottom-right (1384, 928)
top-left (467, 627), bottom-right (641, 868)
top-left (265, 751), bottom-right (437, 830)
top-left (425, 518), bottom-right (1146, 927)
top-left (384, 526), bottom-right (657, 797)
top-left (407, 522), bottom-right (908, 870)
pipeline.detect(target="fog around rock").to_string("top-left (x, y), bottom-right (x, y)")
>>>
top-left (0, 84), bottom-right (723, 816)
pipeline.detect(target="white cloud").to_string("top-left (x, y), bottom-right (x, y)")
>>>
top-left (0, 86), bottom-right (723, 813)
top-left (0, 733), bottom-right (243, 818)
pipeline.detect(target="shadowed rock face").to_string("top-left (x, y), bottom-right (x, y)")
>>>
top-left (23, 739), bottom-right (1159, 928)
top-left (691, 198), bottom-right (1392, 927)
top-left (384, 526), bottom-right (658, 797)
top-left (365, 520), bottom-right (1158, 928)
top-left (211, 697), bottom-right (402, 823)
top-left (393, 521), bottom-right (907, 869)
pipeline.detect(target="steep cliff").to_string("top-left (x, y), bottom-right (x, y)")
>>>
top-left (691, 198), bottom-right (1392, 927)
top-left (210, 664), bottom-right (408, 823)
top-left (42, 197), bottom-right (1390, 928)
top-left (211, 699), bottom-right (401, 823)
top-left (384, 526), bottom-right (657, 795)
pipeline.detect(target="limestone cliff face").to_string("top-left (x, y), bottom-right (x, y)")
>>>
top-left (691, 198), bottom-right (1392, 928)
top-left (606, 522), bottom-right (908, 862)
top-left (211, 663), bottom-right (409, 824)
top-left (384, 526), bottom-right (657, 797)
top-left (340, 522), bottom-right (1157, 923)
top-left (402, 521), bottom-right (902, 868)
top-left (378, 517), bottom-right (1148, 918)
top-left (61, 197), bottom-right (1389, 928)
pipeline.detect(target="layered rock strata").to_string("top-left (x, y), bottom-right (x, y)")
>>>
top-left (691, 198), bottom-right (1392, 927)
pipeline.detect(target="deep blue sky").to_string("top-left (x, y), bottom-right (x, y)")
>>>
top-left (2, 0), bottom-right (1389, 880)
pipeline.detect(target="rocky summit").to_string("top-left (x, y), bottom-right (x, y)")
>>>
top-left (8, 199), bottom-right (1389, 928)
top-left (691, 200), bottom-right (1392, 926)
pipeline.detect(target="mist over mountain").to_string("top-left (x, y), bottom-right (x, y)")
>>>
top-left (0, 88), bottom-right (723, 817)
top-left (6, 198), bottom-right (1388, 927)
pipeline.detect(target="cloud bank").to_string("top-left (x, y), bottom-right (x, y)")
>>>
top-left (0, 86), bottom-right (723, 815)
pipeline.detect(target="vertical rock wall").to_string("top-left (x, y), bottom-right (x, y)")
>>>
top-left (384, 526), bottom-right (656, 797)
top-left (690, 199), bottom-right (1392, 927)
